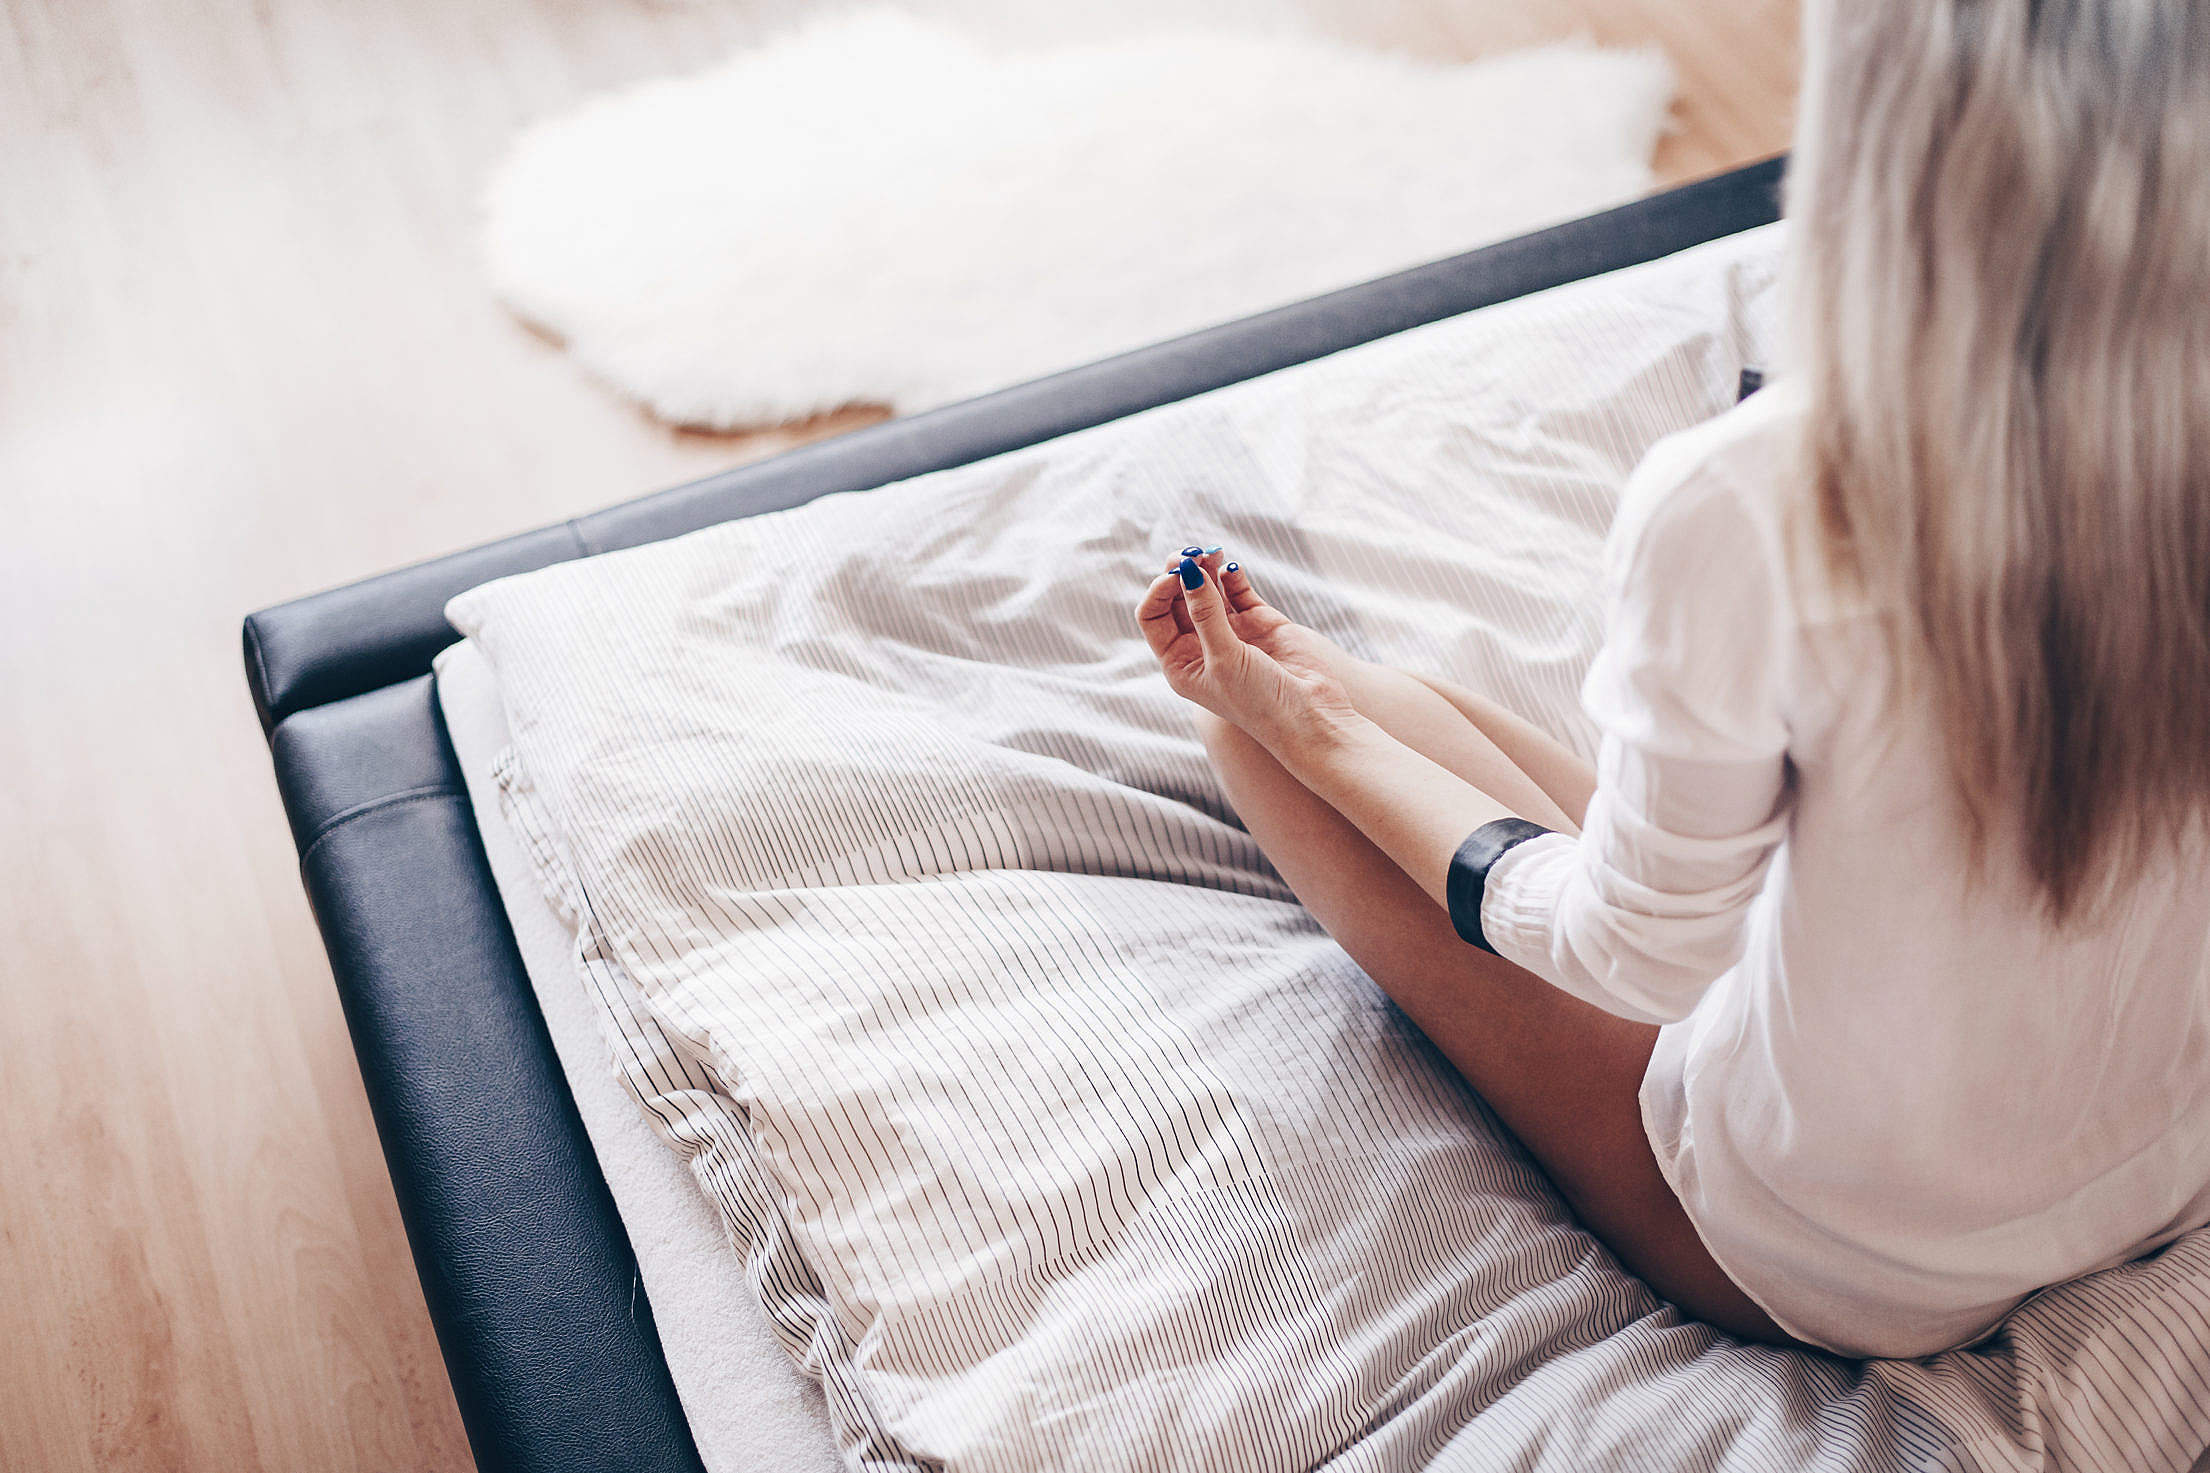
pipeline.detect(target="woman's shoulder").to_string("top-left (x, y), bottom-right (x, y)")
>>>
top-left (1608, 380), bottom-right (1808, 592)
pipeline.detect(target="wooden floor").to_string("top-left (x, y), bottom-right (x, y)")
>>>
top-left (0, 2), bottom-right (1795, 1468)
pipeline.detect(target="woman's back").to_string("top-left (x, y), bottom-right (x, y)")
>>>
top-left (1617, 382), bottom-right (2210, 1355)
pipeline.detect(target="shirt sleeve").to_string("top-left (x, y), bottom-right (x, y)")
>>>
top-left (1475, 431), bottom-right (1795, 1025)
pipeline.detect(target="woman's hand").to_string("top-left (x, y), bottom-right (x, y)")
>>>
top-left (1136, 550), bottom-right (1360, 754)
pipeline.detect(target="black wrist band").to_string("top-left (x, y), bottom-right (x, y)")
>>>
top-left (1447, 818), bottom-right (1554, 954)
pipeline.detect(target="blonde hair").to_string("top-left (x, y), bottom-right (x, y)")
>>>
top-left (1785, 0), bottom-right (2210, 922)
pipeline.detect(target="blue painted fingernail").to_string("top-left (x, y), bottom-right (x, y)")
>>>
top-left (1180, 545), bottom-right (1204, 558)
top-left (1224, 561), bottom-right (1240, 572)
top-left (1202, 545), bottom-right (1223, 555)
top-left (1178, 556), bottom-right (1204, 590)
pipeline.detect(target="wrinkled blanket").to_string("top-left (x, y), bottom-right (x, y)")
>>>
top-left (452, 225), bottom-right (2210, 1473)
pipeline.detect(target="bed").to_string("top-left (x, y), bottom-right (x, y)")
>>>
top-left (245, 158), bottom-right (2210, 1473)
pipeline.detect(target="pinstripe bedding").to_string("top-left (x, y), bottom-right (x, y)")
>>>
top-left (449, 224), bottom-right (2210, 1473)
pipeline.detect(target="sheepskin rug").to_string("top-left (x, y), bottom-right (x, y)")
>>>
top-left (483, 10), bottom-right (1673, 430)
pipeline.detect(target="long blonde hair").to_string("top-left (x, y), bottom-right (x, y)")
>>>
top-left (1785, 0), bottom-right (2210, 922)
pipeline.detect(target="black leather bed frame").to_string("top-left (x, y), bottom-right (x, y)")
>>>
top-left (245, 156), bottom-right (1786, 1473)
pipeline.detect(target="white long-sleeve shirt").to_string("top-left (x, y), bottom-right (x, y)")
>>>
top-left (1478, 381), bottom-right (2210, 1357)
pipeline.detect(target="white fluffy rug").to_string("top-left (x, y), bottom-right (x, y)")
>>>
top-left (483, 10), bottom-right (1672, 430)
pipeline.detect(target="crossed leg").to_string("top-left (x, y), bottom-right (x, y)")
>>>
top-left (1198, 656), bottom-right (1793, 1345)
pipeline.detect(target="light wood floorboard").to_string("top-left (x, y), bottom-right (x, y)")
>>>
top-left (0, 2), bottom-right (1795, 1467)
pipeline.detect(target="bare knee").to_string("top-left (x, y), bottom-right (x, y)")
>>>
top-left (1196, 711), bottom-right (1307, 833)
top-left (1198, 710), bottom-right (1255, 787)
top-left (1195, 709), bottom-right (1256, 764)
top-left (1196, 711), bottom-right (1291, 792)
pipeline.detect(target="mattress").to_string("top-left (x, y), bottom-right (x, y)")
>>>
top-left (436, 637), bottom-right (843, 1473)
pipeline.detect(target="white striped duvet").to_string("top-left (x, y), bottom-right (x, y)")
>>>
top-left (450, 224), bottom-right (2210, 1473)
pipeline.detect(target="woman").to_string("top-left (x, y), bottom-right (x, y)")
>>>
top-left (1136, 0), bottom-right (2210, 1358)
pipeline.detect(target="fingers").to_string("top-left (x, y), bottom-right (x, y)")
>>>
top-left (1181, 547), bottom-right (1260, 614)
top-left (1218, 559), bottom-right (1263, 615)
top-left (1163, 561), bottom-right (1196, 635)
top-left (1135, 571), bottom-right (1186, 661)
top-left (1177, 555), bottom-right (1240, 663)
top-left (1144, 542), bottom-right (1250, 647)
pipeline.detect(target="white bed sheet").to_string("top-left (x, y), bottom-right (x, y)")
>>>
top-left (435, 636), bottom-right (842, 1473)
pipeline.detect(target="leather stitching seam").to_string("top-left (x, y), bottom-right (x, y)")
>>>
top-left (245, 618), bottom-right (276, 724)
top-left (300, 785), bottom-right (463, 861)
